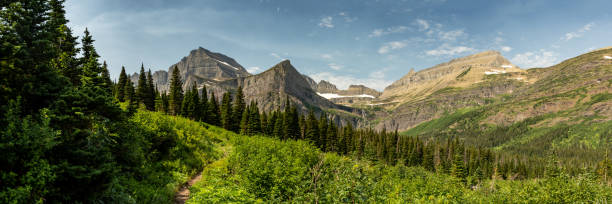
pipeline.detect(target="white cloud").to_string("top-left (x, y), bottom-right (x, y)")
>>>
top-left (562, 22), bottom-right (594, 41)
top-left (511, 49), bottom-right (558, 68)
top-left (309, 72), bottom-right (393, 91)
top-left (494, 37), bottom-right (504, 44)
top-left (321, 54), bottom-right (333, 60)
top-left (501, 46), bottom-right (513, 52)
top-left (425, 44), bottom-right (475, 56)
top-left (247, 66), bottom-right (261, 73)
top-left (318, 16), bottom-right (334, 28)
top-left (270, 53), bottom-right (281, 59)
top-left (438, 29), bottom-right (465, 41)
top-left (368, 26), bottom-right (409, 38)
top-left (378, 41), bottom-right (407, 54)
top-left (328, 63), bottom-right (343, 70)
top-left (415, 19), bottom-right (430, 31)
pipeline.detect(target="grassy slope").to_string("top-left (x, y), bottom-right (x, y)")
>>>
top-left (400, 48), bottom-right (612, 168)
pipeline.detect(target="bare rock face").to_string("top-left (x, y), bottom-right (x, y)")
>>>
top-left (380, 50), bottom-right (523, 103)
top-left (316, 80), bottom-right (339, 93)
top-left (215, 60), bottom-right (351, 114)
top-left (140, 47), bottom-right (252, 92)
top-left (341, 85), bottom-right (381, 97)
top-left (302, 74), bottom-right (318, 90)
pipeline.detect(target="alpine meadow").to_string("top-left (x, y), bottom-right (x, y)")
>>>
top-left (2, 0), bottom-right (612, 203)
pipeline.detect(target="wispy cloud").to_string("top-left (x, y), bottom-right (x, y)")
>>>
top-left (321, 54), bottom-right (333, 60)
top-left (328, 63), bottom-right (343, 70)
top-left (415, 19), bottom-right (430, 31)
top-left (338, 12), bottom-right (357, 22)
top-left (270, 53), bottom-right (281, 59)
top-left (378, 41), bottom-right (407, 54)
top-left (511, 49), bottom-right (558, 68)
top-left (501, 46), bottom-right (513, 52)
top-left (247, 66), bottom-right (261, 74)
top-left (425, 44), bottom-right (475, 56)
top-left (438, 29), bottom-right (465, 41)
top-left (368, 26), bottom-right (409, 38)
top-left (562, 22), bottom-right (594, 41)
top-left (318, 16), bottom-right (334, 28)
top-left (309, 72), bottom-right (393, 91)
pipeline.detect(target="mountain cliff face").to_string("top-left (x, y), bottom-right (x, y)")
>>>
top-left (134, 47), bottom-right (251, 92)
top-left (316, 80), bottom-right (339, 93)
top-left (214, 60), bottom-right (353, 114)
top-left (380, 51), bottom-right (523, 105)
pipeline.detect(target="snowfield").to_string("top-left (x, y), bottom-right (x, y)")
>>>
top-left (215, 59), bottom-right (240, 70)
top-left (317, 93), bottom-right (375, 99)
top-left (484, 69), bottom-right (507, 75)
top-left (604, 56), bottom-right (612, 59)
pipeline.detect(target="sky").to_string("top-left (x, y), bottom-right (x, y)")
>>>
top-left (65, 0), bottom-right (612, 91)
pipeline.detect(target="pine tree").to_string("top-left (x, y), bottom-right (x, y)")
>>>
top-left (221, 92), bottom-right (233, 130)
top-left (145, 69), bottom-right (155, 110)
top-left (116, 66), bottom-right (128, 102)
top-left (169, 66), bottom-right (183, 115)
top-left (199, 84), bottom-right (208, 122)
top-left (207, 92), bottom-right (221, 126)
top-left (79, 28), bottom-right (103, 87)
top-left (161, 91), bottom-right (170, 114)
top-left (305, 110), bottom-right (319, 143)
top-left (451, 143), bottom-right (467, 184)
top-left (248, 101), bottom-right (262, 135)
top-left (100, 61), bottom-right (113, 94)
top-left (230, 87), bottom-right (246, 132)
top-left (136, 64), bottom-right (148, 106)
top-left (283, 97), bottom-right (300, 140)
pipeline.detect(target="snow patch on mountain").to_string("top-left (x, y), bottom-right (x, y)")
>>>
top-left (317, 93), bottom-right (375, 99)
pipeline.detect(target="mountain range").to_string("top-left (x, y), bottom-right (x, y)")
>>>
top-left (132, 47), bottom-right (612, 139)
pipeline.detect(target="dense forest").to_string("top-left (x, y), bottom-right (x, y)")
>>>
top-left (1, 0), bottom-right (611, 203)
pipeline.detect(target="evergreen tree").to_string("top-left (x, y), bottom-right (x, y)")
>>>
top-left (100, 61), bottom-right (113, 94)
top-left (230, 87), bottom-right (246, 132)
top-left (136, 64), bottom-right (148, 106)
top-left (305, 110), bottom-right (319, 143)
top-left (221, 92), bottom-right (233, 130)
top-left (451, 144), bottom-right (467, 183)
top-left (161, 91), bottom-right (170, 114)
top-left (283, 98), bottom-right (300, 140)
top-left (207, 92), bottom-right (221, 126)
top-left (116, 66), bottom-right (128, 102)
top-left (168, 66), bottom-right (183, 115)
top-left (199, 84), bottom-right (208, 122)
top-left (145, 69), bottom-right (155, 110)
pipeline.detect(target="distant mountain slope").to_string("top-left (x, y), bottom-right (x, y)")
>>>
top-left (380, 51), bottom-right (523, 106)
top-left (392, 48), bottom-right (612, 164)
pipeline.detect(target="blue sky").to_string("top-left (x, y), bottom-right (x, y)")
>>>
top-left (66, 0), bottom-right (612, 90)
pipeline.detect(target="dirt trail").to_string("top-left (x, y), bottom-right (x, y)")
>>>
top-left (174, 172), bottom-right (203, 204)
top-left (174, 144), bottom-right (232, 204)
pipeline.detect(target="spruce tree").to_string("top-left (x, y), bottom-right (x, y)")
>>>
top-left (145, 69), bottom-right (155, 110)
top-left (230, 87), bottom-right (246, 132)
top-left (136, 64), bottom-right (148, 106)
top-left (451, 144), bottom-right (467, 183)
top-left (116, 66), bottom-right (128, 102)
top-left (207, 92), bottom-right (221, 126)
top-left (100, 61), bottom-right (113, 94)
top-left (221, 92), bottom-right (233, 130)
top-left (305, 110), bottom-right (319, 143)
top-left (168, 66), bottom-right (183, 115)
top-left (199, 84), bottom-right (208, 122)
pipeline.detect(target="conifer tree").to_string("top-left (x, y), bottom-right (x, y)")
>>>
top-left (221, 92), bottom-right (233, 130)
top-left (116, 66), bottom-right (128, 102)
top-left (100, 61), bottom-right (113, 94)
top-left (305, 110), bottom-right (319, 143)
top-left (207, 92), bottom-right (221, 126)
top-left (451, 143), bottom-right (467, 183)
top-left (136, 64), bottom-right (148, 106)
top-left (145, 69), bottom-right (155, 110)
top-left (248, 101), bottom-right (262, 135)
top-left (230, 87), bottom-right (246, 132)
top-left (161, 91), bottom-right (170, 114)
top-left (169, 66), bottom-right (183, 115)
top-left (199, 84), bottom-right (208, 122)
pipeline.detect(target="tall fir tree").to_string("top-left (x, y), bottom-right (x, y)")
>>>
top-left (136, 64), bottom-right (148, 106)
top-left (199, 84), bottom-right (208, 122)
top-left (145, 69), bottom-right (155, 110)
top-left (168, 66), bottom-right (183, 116)
top-left (230, 87), bottom-right (246, 133)
top-left (221, 92), bottom-right (233, 130)
top-left (100, 61), bottom-right (113, 94)
top-left (116, 66), bottom-right (128, 102)
top-left (207, 92), bottom-right (221, 126)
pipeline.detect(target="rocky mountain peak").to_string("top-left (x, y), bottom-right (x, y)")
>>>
top-left (316, 80), bottom-right (339, 93)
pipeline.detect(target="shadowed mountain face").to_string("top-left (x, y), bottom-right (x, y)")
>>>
top-left (132, 47), bottom-right (251, 92)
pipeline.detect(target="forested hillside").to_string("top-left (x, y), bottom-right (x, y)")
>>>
top-left (1, 0), bottom-right (611, 203)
